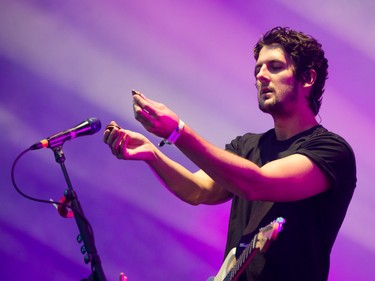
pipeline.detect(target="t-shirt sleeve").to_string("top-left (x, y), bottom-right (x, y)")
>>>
top-left (225, 135), bottom-right (241, 153)
top-left (297, 133), bottom-right (357, 191)
top-left (225, 133), bottom-right (263, 157)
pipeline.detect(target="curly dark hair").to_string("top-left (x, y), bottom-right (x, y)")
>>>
top-left (253, 27), bottom-right (328, 116)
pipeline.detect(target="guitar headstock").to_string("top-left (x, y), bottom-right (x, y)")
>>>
top-left (255, 217), bottom-right (285, 252)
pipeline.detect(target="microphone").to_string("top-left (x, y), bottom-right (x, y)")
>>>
top-left (30, 117), bottom-right (102, 150)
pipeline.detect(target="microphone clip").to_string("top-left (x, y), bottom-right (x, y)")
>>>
top-left (56, 189), bottom-right (75, 218)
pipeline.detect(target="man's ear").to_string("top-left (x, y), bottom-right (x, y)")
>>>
top-left (303, 69), bottom-right (317, 86)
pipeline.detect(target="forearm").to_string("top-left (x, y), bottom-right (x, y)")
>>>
top-left (174, 124), bottom-right (263, 200)
top-left (146, 145), bottom-right (231, 205)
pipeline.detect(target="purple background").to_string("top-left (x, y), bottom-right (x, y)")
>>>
top-left (1, 0), bottom-right (374, 280)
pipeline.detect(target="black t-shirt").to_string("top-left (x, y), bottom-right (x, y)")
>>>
top-left (224, 125), bottom-right (356, 281)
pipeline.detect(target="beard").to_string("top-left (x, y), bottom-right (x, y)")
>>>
top-left (258, 81), bottom-right (299, 116)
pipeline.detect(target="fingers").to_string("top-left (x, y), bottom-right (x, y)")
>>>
top-left (132, 90), bottom-right (164, 118)
top-left (132, 92), bottom-right (150, 114)
top-left (132, 92), bottom-right (155, 130)
top-left (135, 97), bottom-right (157, 117)
top-left (103, 122), bottom-right (127, 159)
top-left (113, 130), bottom-right (126, 156)
top-left (103, 121), bottom-right (119, 142)
top-left (133, 111), bottom-right (154, 130)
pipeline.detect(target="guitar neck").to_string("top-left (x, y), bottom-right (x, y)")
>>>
top-left (224, 235), bottom-right (259, 281)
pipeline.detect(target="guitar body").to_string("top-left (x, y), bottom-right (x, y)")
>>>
top-left (207, 217), bottom-right (285, 281)
top-left (207, 248), bottom-right (237, 281)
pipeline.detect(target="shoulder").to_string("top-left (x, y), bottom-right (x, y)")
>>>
top-left (297, 126), bottom-right (356, 188)
top-left (299, 126), bottom-right (355, 160)
top-left (225, 129), bottom-right (273, 156)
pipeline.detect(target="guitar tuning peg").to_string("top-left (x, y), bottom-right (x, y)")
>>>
top-left (119, 272), bottom-right (128, 281)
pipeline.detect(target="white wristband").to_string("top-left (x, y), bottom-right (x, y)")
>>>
top-left (158, 119), bottom-right (185, 147)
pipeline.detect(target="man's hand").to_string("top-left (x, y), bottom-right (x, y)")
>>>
top-left (132, 90), bottom-right (180, 138)
top-left (103, 121), bottom-right (156, 161)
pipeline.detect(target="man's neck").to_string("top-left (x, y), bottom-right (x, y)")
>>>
top-left (273, 113), bottom-right (319, 140)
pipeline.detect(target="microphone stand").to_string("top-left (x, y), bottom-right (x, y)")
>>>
top-left (52, 146), bottom-right (107, 281)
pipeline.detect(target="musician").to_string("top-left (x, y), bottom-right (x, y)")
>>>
top-left (104, 27), bottom-right (356, 281)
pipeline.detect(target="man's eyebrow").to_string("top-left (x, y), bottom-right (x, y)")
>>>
top-left (255, 59), bottom-right (284, 67)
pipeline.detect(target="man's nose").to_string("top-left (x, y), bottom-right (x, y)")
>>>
top-left (256, 65), bottom-right (270, 82)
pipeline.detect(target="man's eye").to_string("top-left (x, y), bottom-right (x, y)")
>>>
top-left (269, 64), bottom-right (284, 71)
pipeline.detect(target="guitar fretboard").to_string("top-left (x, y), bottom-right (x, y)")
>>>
top-left (224, 235), bottom-right (258, 281)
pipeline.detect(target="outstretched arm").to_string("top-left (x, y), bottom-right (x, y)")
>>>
top-left (103, 122), bottom-right (232, 205)
top-left (131, 91), bottom-right (330, 202)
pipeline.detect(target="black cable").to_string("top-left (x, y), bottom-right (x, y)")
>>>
top-left (11, 147), bottom-right (95, 243)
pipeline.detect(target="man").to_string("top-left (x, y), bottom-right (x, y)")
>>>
top-left (104, 27), bottom-right (356, 281)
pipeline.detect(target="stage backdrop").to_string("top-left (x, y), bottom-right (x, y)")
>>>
top-left (1, 0), bottom-right (374, 280)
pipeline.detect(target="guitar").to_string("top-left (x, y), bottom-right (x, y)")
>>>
top-left (207, 217), bottom-right (285, 281)
top-left (119, 272), bottom-right (128, 281)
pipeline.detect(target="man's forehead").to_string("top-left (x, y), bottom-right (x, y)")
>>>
top-left (256, 44), bottom-right (290, 64)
